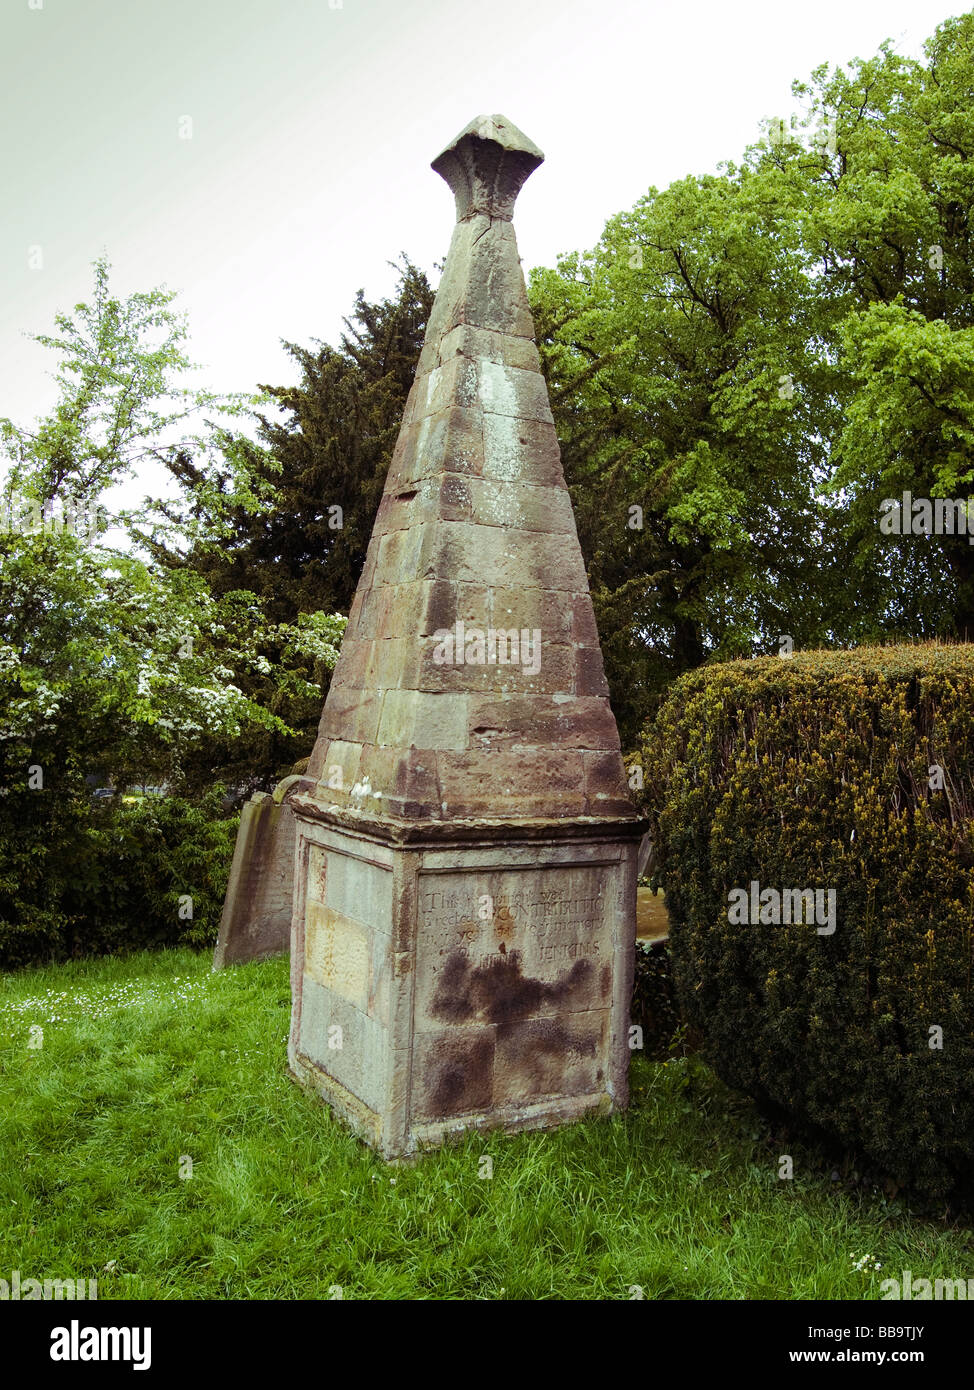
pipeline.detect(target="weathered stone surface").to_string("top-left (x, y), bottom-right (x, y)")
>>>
top-left (489, 586), bottom-right (575, 642)
top-left (415, 637), bottom-right (575, 698)
top-left (482, 414), bottom-right (563, 487)
top-left (583, 750), bottom-right (637, 816)
top-left (306, 737), bottom-right (361, 798)
top-left (411, 1028), bottom-right (495, 1121)
top-left (438, 324), bottom-right (541, 373)
top-left (466, 693), bottom-right (621, 751)
top-left (288, 115), bottom-right (645, 1158)
top-left (420, 579), bottom-right (491, 636)
top-left (290, 821), bottom-right (641, 1156)
top-left (386, 408), bottom-right (485, 490)
top-left (575, 646), bottom-right (612, 698)
top-left (305, 901), bottom-right (370, 1008)
top-left (376, 689), bottom-right (469, 751)
top-left (571, 593), bottom-right (601, 646)
top-left (434, 748), bottom-right (587, 818)
top-left (318, 682), bottom-right (382, 742)
top-left (464, 479), bottom-right (575, 533)
top-left (430, 114), bottom-right (543, 222)
top-left (494, 1013), bottom-right (609, 1105)
top-left (213, 774), bottom-right (312, 969)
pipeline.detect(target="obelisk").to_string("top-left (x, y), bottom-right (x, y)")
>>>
top-left (288, 115), bottom-right (645, 1158)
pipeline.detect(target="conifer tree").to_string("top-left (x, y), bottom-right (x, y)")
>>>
top-left (172, 256), bottom-right (435, 626)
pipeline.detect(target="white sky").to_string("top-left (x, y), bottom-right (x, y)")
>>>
top-left (0, 0), bottom-right (963, 437)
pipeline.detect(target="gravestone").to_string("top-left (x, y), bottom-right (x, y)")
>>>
top-left (213, 768), bottom-right (313, 968)
top-left (288, 114), bottom-right (646, 1158)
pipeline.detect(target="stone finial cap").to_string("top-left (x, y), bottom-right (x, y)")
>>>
top-left (432, 114), bottom-right (544, 222)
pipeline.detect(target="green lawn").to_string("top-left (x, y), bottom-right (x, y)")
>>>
top-left (1, 947), bottom-right (970, 1300)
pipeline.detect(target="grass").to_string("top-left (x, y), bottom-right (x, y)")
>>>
top-left (1, 947), bottom-right (972, 1300)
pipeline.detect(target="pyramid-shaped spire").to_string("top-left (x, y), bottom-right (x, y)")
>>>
top-left (305, 115), bottom-right (634, 824)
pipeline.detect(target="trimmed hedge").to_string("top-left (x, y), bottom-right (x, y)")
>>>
top-left (642, 644), bottom-right (974, 1204)
top-left (0, 788), bottom-right (237, 969)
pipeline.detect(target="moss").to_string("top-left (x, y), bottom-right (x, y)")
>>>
top-left (642, 643), bottom-right (974, 1205)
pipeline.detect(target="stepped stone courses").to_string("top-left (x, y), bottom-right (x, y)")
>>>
top-left (305, 115), bottom-right (630, 824)
top-left (288, 115), bottom-right (646, 1158)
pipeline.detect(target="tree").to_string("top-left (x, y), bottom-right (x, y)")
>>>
top-left (136, 256), bottom-right (434, 782)
top-left (162, 255), bottom-right (436, 625)
top-left (529, 160), bottom-right (856, 746)
top-left (753, 14), bottom-right (974, 638)
top-left (1, 254), bottom-right (257, 520)
top-left (0, 257), bottom-right (345, 947)
top-left (0, 527), bottom-right (281, 948)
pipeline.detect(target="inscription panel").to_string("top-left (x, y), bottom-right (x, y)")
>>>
top-left (304, 900), bottom-right (369, 1009)
top-left (301, 845), bottom-right (394, 1017)
top-left (414, 863), bottom-right (621, 1029)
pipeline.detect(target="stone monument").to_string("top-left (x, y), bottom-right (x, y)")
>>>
top-left (288, 114), bottom-right (645, 1158)
top-left (212, 769), bottom-right (312, 969)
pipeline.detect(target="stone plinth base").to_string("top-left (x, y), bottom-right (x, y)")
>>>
top-left (287, 799), bottom-right (645, 1158)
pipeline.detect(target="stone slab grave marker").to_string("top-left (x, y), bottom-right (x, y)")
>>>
top-left (212, 767), bottom-right (313, 969)
top-left (288, 114), bottom-right (646, 1158)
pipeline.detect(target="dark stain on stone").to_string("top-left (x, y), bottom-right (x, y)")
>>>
top-left (424, 579), bottom-right (456, 633)
top-left (495, 1016), bottom-right (597, 1057)
top-left (431, 947), bottom-right (598, 1025)
top-left (493, 1016), bottom-right (600, 1101)
top-left (428, 1032), bottom-right (493, 1116)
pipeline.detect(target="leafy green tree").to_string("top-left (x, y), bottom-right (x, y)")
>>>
top-left (754, 13), bottom-right (974, 637)
top-left (527, 14), bottom-right (974, 742)
top-left (0, 259), bottom-right (345, 952)
top-left (0, 254), bottom-right (261, 526)
top-left (140, 257), bottom-right (433, 782)
top-left (529, 161), bottom-right (856, 745)
top-left (0, 527), bottom-right (292, 952)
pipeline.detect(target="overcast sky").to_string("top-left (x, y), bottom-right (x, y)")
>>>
top-left (0, 0), bottom-right (963, 435)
